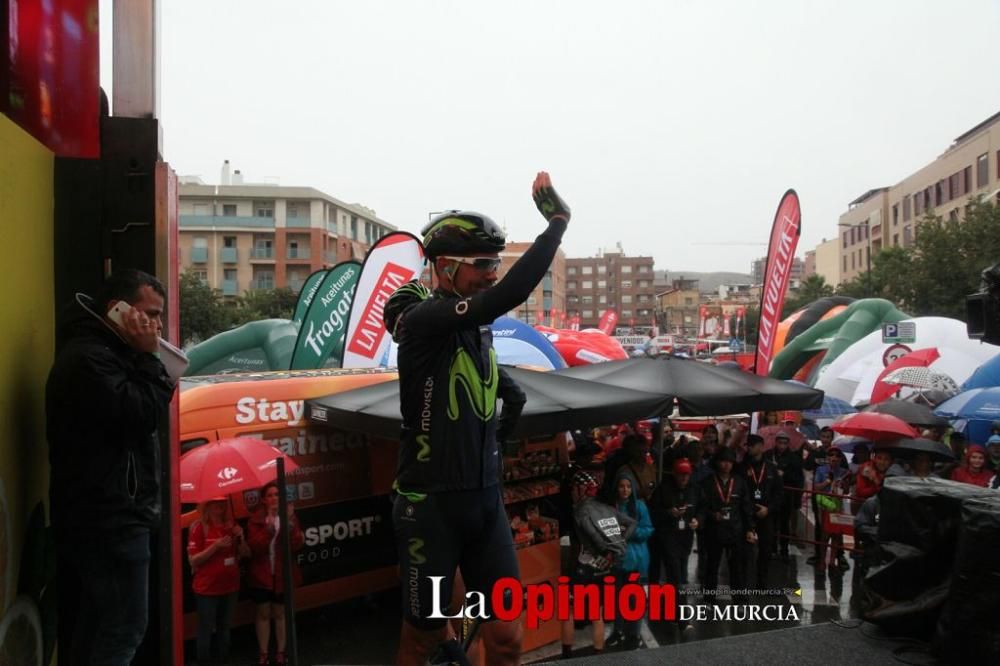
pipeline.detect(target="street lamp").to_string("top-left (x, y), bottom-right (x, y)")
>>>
top-left (838, 219), bottom-right (871, 297)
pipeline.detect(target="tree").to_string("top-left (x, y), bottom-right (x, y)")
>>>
top-left (234, 287), bottom-right (298, 324)
top-left (782, 274), bottom-right (834, 318)
top-left (179, 271), bottom-right (235, 346)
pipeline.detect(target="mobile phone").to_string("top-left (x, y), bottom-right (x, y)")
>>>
top-left (107, 300), bottom-right (133, 327)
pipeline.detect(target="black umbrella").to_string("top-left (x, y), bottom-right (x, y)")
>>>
top-left (305, 365), bottom-right (673, 439)
top-left (875, 437), bottom-right (955, 462)
top-left (863, 399), bottom-right (949, 428)
top-left (554, 356), bottom-right (824, 415)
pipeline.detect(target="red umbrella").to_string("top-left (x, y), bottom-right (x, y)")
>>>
top-left (831, 412), bottom-right (919, 441)
top-left (179, 437), bottom-right (298, 504)
top-left (869, 348), bottom-right (940, 405)
top-left (756, 425), bottom-right (807, 452)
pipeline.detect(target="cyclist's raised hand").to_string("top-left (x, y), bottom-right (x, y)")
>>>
top-left (532, 171), bottom-right (571, 224)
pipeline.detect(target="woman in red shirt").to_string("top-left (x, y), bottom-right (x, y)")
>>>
top-left (187, 497), bottom-right (249, 664)
top-left (950, 444), bottom-right (994, 487)
top-left (247, 482), bottom-right (305, 666)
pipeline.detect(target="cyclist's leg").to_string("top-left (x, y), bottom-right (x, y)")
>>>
top-left (460, 486), bottom-right (521, 665)
top-left (393, 492), bottom-right (462, 666)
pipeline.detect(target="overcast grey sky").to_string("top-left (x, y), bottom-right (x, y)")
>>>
top-left (102, 0), bottom-right (1000, 273)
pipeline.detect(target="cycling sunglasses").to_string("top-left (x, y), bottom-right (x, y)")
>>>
top-left (440, 256), bottom-right (502, 272)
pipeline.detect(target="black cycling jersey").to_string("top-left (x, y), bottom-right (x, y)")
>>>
top-left (387, 219), bottom-right (566, 496)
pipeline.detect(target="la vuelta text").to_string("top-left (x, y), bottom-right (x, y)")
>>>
top-left (429, 573), bottom-right (674, 629)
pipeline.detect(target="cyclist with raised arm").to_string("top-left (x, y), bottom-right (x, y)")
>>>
top-left (383, 172), bottom-right (570, 665)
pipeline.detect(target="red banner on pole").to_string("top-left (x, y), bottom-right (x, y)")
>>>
top-left (754, 190), bottom-right (802, 375)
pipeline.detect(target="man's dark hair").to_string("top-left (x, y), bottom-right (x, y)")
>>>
top-left (820, 426), bottom-right (834, 434)
top-left (747, 434), bottom-right (765, 447)
top-left (98, 269), bottom-right (166, 309)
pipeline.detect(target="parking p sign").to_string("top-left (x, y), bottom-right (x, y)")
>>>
top-left (882, 321), bottom-right (916, 344)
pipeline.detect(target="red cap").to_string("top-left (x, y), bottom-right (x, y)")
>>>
top-left (673, 458), bottom-right (693, 475)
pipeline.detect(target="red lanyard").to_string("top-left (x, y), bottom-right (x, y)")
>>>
top-left (748, 462), bottom-right (766, 488)
top-left (714, 476), bottom-right (734, 504)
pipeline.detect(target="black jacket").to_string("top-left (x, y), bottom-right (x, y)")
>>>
top-left (648, 475), bottom-right (700, 535)
top-left (738, 456), bottom-right (783, 518)
top-left (767, 447), bottom-right (805, 489)
top-left (697, 473), bottom-right (754, 545)
top-left (46, 297), bottom-right (174, 533)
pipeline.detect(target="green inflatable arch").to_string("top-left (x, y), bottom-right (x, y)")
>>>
top-left (185, 319), bottom-right (300, 376)
top-left (768, 299), bottom-right (909, 380)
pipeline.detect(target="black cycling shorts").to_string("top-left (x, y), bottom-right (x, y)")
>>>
top-left (393, 485), bottom-right (519, 630)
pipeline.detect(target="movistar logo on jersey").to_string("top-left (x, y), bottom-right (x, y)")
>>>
top-left (447, 347), bottom-right (498, 422)
top-left (408, 538), bottom-right (427, 565)
top-left (416, 434), bottom-right (431, 462)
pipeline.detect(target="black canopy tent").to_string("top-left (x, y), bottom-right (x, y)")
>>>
top-left (305, 365), bottom-right (674, 439)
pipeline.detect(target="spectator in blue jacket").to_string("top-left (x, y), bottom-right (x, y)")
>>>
top-left (607, 471), bottom-right (653, 651)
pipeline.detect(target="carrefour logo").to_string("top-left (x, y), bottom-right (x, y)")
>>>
top-left (218, 466), bottom-right (239, 481)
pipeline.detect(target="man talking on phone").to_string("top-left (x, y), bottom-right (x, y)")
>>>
top-left (383, 172), bottom-right (570, 665)
top-left (46, 269), bottom-right (176, 665)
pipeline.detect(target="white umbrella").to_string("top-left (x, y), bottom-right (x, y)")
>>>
top-left (881, 366), bottom-right (958, 391)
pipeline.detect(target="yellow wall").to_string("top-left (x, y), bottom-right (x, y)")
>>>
top-left (0, 114), bottom-right (55, 639)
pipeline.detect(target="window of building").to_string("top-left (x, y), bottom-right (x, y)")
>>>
top-left (597, 265), bottom-right (607, 274)
top-left (892, 234), bottom-right (899, 246)
top-left (568, 266), bottom-right (577, 276)
top-left (193, 202), bottom-right (210, 216)
top-left (193, 237), bottom-right (208, 248)
top-left (222, 204), bottom-right (237, 217)
top-left (597, 280), bottom-right (607, 289)
top-left (223, 236), bottom-right (237, 248)
top-left (254, 201), bottom-right (274, 218)
top-left (843, 256), bottom-right (847, 273)
top-left (892, 204), bottom-right (899, 226)
top-left (287, 203), bottom-right (300, 218)
top-left (583, 310), bottom-right (594, 318)
top-left (350, 216), bottom-right (358, 240)
top-left (963, 166), bottom-right (972, 194)
top-left (851, 253), bottom-right (855, 270)
top-left (842, 232), bottom-right (848, 248)
top-left (622, 310), bottom-right (632, 317)
top-left (567, 281), bottom-right (577, 290)
top-left (903, 226), bottom-right (912, 247)
top-left (599, 295), bottom-right (607, 304)
top-left (935, 181), bottom-right (944, 207)
top-left (850, 227), bottom-right (856, 245)
top-left (622, 280), bottom-right (632, 289)
top-left (997, 151), bottom-right (1000, 179)
top-left (288, 240), bottom-right (299, 257)
top-left (622, 295), bottom-right (632, 304)
top-left (977, 153), bottom-right (989, 189)
top-left (192, 270), bottom-right (208, 282)
top-left (621, 265), bottom-right (632, 274)
top-left (949, 209), bottom-right (959, 222)
top-left (527, 296), bottom-right (537, 305)
top-left (568, 295), bottom-right (579, 303)
top-left (638, 280), bottom-right (650, 288)
top-left (582, 266), bottom-right (593, 275)
top-left (914, 192), bottom-right (924, 217)
top-left (638, 265), bottom-right (649, 273)
top-left (684, 297), bottom-right (694, 305)
top-left (582, 295), bottom-right (593, 305)
top-left (582, 280), bottom-right (593, 289)
top-left (903, 195), bottom-right (911, 221)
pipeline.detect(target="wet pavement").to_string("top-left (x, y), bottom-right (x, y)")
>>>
top-left (193, 512), bottom-right (861, 664)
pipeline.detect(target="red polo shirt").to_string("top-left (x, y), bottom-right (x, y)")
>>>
top-left (187, 521), bottom-right (241, 596)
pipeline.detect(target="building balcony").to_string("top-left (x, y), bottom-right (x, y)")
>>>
top-left (252, 280), bottom-right (275, 291)
top-left (220, 247), bottom-right (238, 263)
top-left (221, 279), bottom-right (238, 296)
top-left (181, 214), bottom-right (275, 229)
top-left (251, 248), bottom-right (274, 260)
top-left (189, 247), bottom-right (208, 263)
top-left (286, 248), bottom-right (311, 261)
top-left (286, 217), bottom-right (312, 229)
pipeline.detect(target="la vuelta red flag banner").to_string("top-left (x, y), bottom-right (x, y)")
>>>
top-left (341, 232), bottom-right (425, 368)
top-left (754, 190), bottom-right (802, 375)
top-left (598, 309), bottom-right (619, 336)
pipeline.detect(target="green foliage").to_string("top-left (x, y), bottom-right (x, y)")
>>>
top-left (835, 200), bottom-right (1000, 319)
top-left (782, 274), bottom-right (834, 318)
top-left (179, 271), bottom-right (235, 346)
top-left (236, 287), bottom-right (298, 322)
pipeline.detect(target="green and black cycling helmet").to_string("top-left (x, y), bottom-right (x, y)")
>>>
top-left (421, 210), bottom-right (506, 259)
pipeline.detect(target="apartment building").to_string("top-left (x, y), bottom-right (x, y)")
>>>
top-left (656, 277), bottom-right (700, 336)
top-left (178, 178), bottom-right (395, 295)
top-left (751, 256), bottom-right (804, 286)
top-left (838, 110), bottom-right (1000, 283)
top-left (498, 242), bottom-right (566, 325)
top-left (565, 248), bottom-right (656, 329)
